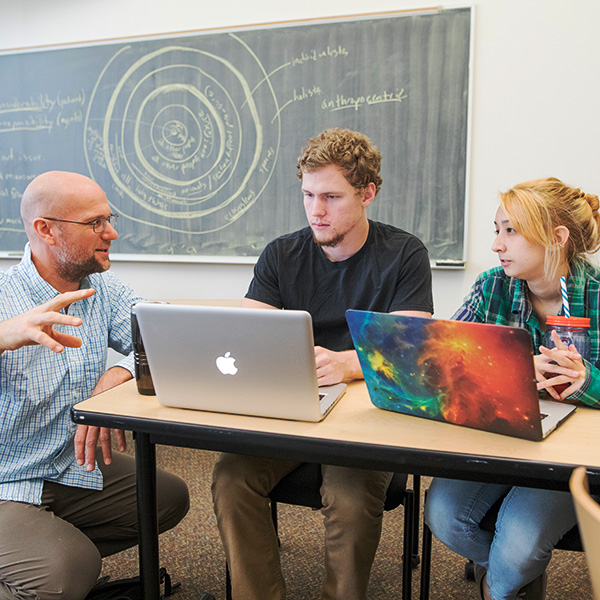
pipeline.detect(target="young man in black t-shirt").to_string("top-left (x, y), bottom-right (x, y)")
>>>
top-left (212, 128), bottom-right (433, 600)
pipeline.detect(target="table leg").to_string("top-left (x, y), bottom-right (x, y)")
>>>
top-left (135, 432), bottom-right (160, 600)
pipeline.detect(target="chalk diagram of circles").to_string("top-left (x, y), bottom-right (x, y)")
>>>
top-left (84, 41), bottom-right (281, 235)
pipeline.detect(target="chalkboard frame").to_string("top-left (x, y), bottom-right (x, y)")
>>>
top-left (0, 6), bottom-right (473, 267)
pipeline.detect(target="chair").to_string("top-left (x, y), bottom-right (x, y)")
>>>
top-left (225, 464), bottom-right (420, 600)
top-left (419, 489), bottom-right (583, 600)
top-left (570, 466), bottom-right (600, 599)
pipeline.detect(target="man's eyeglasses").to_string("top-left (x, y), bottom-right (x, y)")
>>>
top-left (42, 213), bottom-right (119, 233)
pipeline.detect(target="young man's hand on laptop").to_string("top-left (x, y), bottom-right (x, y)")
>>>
top-left (314, 346), bottom-right (362, 386)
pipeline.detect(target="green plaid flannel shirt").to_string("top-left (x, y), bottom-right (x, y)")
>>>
top-left (453, 263), bottom-right (600, 408)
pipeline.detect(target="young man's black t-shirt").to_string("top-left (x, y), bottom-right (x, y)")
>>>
top-left (246, 220), bottom-right (434, 351)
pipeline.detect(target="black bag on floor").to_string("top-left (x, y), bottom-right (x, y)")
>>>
top-left (85, 567), bottom-right (188, 600)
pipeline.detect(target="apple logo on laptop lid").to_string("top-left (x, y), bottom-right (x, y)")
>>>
top-left (216, 352), bottom-right (238, 375)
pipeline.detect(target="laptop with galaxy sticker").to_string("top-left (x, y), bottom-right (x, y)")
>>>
top-left (346, 310), bottom-right (576, 441)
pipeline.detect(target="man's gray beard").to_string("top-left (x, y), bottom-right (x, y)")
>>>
top-left (56, 254), bottom-right (108, 284)
top-left (313, 231), bottom-right (346, 248)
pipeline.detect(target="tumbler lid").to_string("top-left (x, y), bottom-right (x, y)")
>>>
top-left (546, 315), bottom-right (590, 328)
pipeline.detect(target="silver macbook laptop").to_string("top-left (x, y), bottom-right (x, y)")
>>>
top-left (133, 303), bottom-right (346, 422)
top-left (346, 310), bottom-right (576, 441)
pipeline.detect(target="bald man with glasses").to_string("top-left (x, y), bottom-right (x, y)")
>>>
top-left (0, 171), bottom-right (189, 600)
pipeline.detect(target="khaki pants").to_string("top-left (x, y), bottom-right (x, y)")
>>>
top-left (212, 454), bottom-right (392, 600)
top-left (0, 450), bottom-right (189, 600)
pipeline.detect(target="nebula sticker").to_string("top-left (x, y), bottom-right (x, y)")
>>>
top-left (347, 311), bottom-right (541, 439)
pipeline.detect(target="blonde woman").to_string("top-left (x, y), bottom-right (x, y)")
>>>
top-left (425, 178), bottom-right (600, 600)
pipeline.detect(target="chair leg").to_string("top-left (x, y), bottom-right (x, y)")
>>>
top-left (420, 490), bottom-right (432, 600)
top-left (402, 488), bottom-right (414, 600)
top-left (270, 499), bottom-right (279, 534)
top-left (270, 499), bottom-right (281, 547)
top-left (465, 559), bottom-right (476, 581)
top-left (225, 562), bottom-right (232, 600)
top-left (412, 474), bottom-right (421, 568)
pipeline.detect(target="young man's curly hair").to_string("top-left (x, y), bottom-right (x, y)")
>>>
top-left (296, 128), bottom-right (382, 195)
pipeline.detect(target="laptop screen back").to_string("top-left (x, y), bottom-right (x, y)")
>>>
top-left (346, 309), bottom-right (546, 440)
top-left (134, 303), bottom-right (345, 422)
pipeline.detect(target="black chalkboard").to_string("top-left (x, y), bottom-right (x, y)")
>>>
top-left (0, 7), bottom-right (471, 261)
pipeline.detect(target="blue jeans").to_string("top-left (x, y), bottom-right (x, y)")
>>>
top-left (424, 478), bottom-right (576, 600)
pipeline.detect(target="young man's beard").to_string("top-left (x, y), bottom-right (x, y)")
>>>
top-left (313, 231), bottom-right (346, 248)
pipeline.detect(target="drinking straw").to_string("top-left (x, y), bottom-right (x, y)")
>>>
top-left (560, 276), bottom-right (570, 318)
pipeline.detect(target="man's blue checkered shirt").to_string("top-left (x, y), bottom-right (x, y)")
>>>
top-left (0, 244), bottom-right (143, 504)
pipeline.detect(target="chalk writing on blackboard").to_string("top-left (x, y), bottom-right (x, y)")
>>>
top-left (84, 39), bottom-right (281, 237)
top-left (0, 8), bottom-right (471, 261)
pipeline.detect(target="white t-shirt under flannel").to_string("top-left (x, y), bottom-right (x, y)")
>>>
top-left (0, 244), bottom-right (143, 504)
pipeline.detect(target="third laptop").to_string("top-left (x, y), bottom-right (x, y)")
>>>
top-left (346, 310), bottom-right (576, 441)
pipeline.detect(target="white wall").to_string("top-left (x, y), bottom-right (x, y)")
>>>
top-left (1, 0), bottom-right (599, 318)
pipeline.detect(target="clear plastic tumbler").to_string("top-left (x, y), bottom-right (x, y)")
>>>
top-left (543, 315), bottom-right (590, 394)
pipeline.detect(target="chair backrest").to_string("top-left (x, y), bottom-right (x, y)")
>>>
top-left (570, 466), bottom-right (600, 599)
